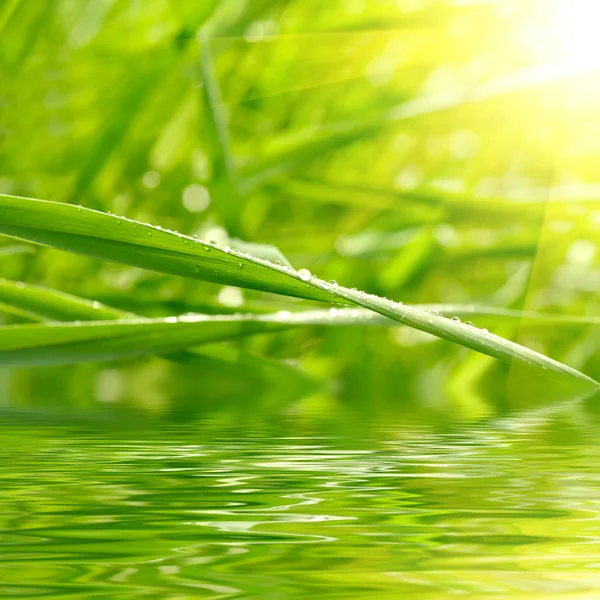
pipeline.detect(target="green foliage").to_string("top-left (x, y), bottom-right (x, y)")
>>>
top-left (3, 0), bottom-right (600, 416)
top-left (0, 195), bottom-right (597, 393)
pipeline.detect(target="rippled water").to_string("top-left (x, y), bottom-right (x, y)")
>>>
top-left (2, 408), bottom-right (600, 599)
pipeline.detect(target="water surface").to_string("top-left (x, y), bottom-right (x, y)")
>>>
top-left (1, 408), bottom-right (600, 598)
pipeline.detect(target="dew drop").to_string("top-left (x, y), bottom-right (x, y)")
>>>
top-left (238, 262), bottom-right (244, 268)
top-left (223, 245), bottom-right (231, 253)
top-left (329, 280), bottom-right (338, 285)
top-left (204, 246), bottom-right (211, 252)
top-left (465, 321), bottom-right (474, 327)
top-left (429, 309), bottom-right (440, 317)
top-left (275, 261), bottom-right (281, 266)
top-left (451, 316), bottom-right (461, 323)
top-left (428, 319), bottom-right (433, 324)
top-left (481, 328), bottom-right (489, 335)
top-left (147, 232), bottom-right (152, 236)
top-left (298, 268), bottom-right (312, 282)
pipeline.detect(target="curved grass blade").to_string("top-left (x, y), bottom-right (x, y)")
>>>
top-left (0, 280), bottom-right (315, 392)
top-left (417, 304), bottom-right (600, 327)
top-left (0, 195), bottom-right (332, 303)
top-left (0, 280), bottom-right (313, 388)
top-left (0, 301), bottom-right (44, 322)
top-left (0, 244), bottom-right (35, 258)
top-left (0, 278), bottom-right (133, 322)
top-left (4, 278), bottom-right (600, 331)
top-left (0, 314), bottom-right (293, 366)
top-left (0, 194), bottom-right (596, 390)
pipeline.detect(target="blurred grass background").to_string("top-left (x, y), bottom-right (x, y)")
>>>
top-left (2, 0), bottom-right (600, 422)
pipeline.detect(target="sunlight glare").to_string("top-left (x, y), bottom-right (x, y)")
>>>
top-left (555, 0), bottom-right (600, 65)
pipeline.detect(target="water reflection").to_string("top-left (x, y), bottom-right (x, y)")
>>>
top-left (1, 409), bottom-right (600, 598)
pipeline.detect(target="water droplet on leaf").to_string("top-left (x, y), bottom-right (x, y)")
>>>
top-left (298, 268), bottom-right (312, 282)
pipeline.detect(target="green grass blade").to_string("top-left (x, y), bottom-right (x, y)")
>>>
top-left (0, 244), bottom-right (35, 258)
top-left (0, 302), bottom-right (44, 322)
top-left (4, 278), bottom-right (600, 330)
top-left (0, 194), bottom-right (596, 390)
top-left (0, 279), bottom-right (317, 389)
top-left (0, 278), bottom-right (132, 321)
top-left (198, 33), bottom-right (242, 236)
top-left (0, 314), bottom-right (292, 366)
top-left (0, 195), bottom-right (332, 302)
top-left (0, 0), bottom-right (21, 33)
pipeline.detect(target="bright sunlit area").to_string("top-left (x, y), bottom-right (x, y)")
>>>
top-left (555, 0), bottom-right (600, 63)
top-left (2, 1), bottom-right (600, 598)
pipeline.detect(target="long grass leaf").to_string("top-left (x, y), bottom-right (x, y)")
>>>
top-left (0, 278), bottom-right (132, 321)
top-left (0, 194), bottom-right (596, 390)
top-left (0, 195), bottom-right (332, 302)
top-left (3, 279), bottom-right (599, 330)
top-left (0, 279), bottom-right (315, 387)
top-left (0, 315), bottom-right (291, 366)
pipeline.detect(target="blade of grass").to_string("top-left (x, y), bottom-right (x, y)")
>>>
top-left (238, 121), bottom-right (384, 192)
top-left (0, 314), bottom-right (292, 366)
top-left (0, 301), bottom-right (44, 322)
top-left (3, 278), bottom-right (600, 330)
top-left (0, 0), bottom-right (21, 34)
top-left (0, 194), bottom-right (332, 302)
top-left (0, 244), bottom-right (35, 257)
top-left (198, 32), bottom-right (242, 236)
top-left (0, 278), bottom-right (133, 321)
top-left (0, 279), bottom-right (315, 385)
top-left (0, 279), bottom-right (316, 389)
top-left (0, 194), bottom-right (596, 390)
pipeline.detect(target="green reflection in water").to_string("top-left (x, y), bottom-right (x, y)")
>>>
top-left (1, 410), bottom-right (600, 599)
